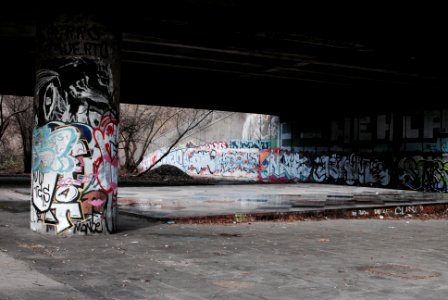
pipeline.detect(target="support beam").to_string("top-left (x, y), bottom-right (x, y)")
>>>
top-left (31, 12), bottom-right (120, 235)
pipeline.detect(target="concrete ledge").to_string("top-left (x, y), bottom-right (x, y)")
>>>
top-left (120, 202), bottom-right (448, 224)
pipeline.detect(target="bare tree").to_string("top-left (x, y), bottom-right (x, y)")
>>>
top-left (120, 104), bottom-right (167, 173)
top-left (0, 95), bottom-right (29, 143)
top-left (119, 104), bottom-right (213, 175)
top-left (137, 108), bottom-right (214, 176)
top-left (1, 95), bottom-right (34, 173)
top-left (10, 96), bottom-right (33, 173)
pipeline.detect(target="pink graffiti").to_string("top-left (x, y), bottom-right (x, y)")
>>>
top-left (91, 199), bottom-right (106, 208)
top-left (93, 114), bottom-right (118, 193)
top-left (81, 191), bottom-right (107, 215)
top-left (57, 173), bottom-right (96, 187)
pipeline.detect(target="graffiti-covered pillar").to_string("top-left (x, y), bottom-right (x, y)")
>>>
top-left (31, 11), bottom-right (120, 235)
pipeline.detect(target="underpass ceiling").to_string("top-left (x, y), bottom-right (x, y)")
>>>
top-left (1, 2), bottom-right (447, 118)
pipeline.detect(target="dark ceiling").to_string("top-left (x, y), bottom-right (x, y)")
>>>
top-left (1, 1), bottom-right (447, 119)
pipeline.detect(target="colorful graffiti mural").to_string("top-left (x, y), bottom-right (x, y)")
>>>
top-left (259, 150), bottom-right (390, 186)
top-left (31, 115), bottom-right (118, 234)
top-left (229, 139), bottom-right (272, 149)
top-left (259, 150), bottom-right (313, 182)
top-left (139, 143), bottom-right (260, 179)
top-left (139, 142), bottom-right (391, 187)
top-left (32, 19), bottom-right (119, 235)
top-left (398, 155), bottom-right (448, 192)
top-left (136, 133), bottom-right (448, 192)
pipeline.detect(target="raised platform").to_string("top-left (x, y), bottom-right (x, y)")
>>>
top-left (117, 183), bottom-right (448, 223)
top-left (2, 180), bottom-right (448, 223)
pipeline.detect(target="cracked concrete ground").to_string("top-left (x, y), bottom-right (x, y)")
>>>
top-left (1, 200), bottom-right (447, 300)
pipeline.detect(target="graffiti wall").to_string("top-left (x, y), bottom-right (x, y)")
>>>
top-left (289, 110), bottom-right (448, 153)
top-left (139, 142), bottom-right (260, 179)
top-left (265, 109), bottom-right (448, 192)
top-left (259, 150), bottom-right (391, 186)
top-left (139, 140), bottom-right (448, 192)
top-left (141, 112), bottom-right (279, 156)
top-left (139, 143), bottom-right (391, 185)
top-left (398, 155), bottom-right (448, 192)
top-left (31, 17), bottom-right (119, 234)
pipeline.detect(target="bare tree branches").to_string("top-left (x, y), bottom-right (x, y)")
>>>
top-left (0, 95), bottom-right (30, 143)
top-left (136, 109), bottom-right (214, 176)
top-left (0, 95), bottom-right (33, 173)
top-left (119, 104), bottom-right (213, 175)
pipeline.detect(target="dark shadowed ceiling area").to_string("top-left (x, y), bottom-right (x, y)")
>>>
top-left (1, 1), bottom-right (447, 119)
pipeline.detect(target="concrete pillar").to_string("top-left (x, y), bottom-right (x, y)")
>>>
top-left (31, 11), bottom-right (120, 235)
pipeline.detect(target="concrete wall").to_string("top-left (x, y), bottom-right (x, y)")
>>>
top-left (286, 110), bottom-right (448, 153)
top-left (277, 109), bottom-right (448, 191)
top-left (139, 141), bottom-right (448, 192)
top-left (138, 111), bottom-right (279, 178)
top-left (146, 110), bottom-right (279, 154)
top-left (139, 109), bottom-right (448, 192)
top-left (31, 15), bottom-right (120, 235)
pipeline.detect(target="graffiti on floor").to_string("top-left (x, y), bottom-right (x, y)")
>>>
top-left (349, 204), bottom-right (448, 218)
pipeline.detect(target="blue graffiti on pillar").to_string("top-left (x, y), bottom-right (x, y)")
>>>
top-left (32, 124), bottom-right (78, 173)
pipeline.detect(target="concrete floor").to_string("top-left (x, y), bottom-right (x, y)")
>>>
top-left (1, 182), bottom-right (448, 299)
top-left (6, 182), bottom-right (448, 222)
top-left (5, 181), bottom-right (448, 221)
top-left (0, 205), bottom-right (447, 299)
top-left (117, 183), bottom-right (448, 220)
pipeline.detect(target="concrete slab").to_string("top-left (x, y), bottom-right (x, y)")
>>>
top-left (0, 251), bottom-right (87, 300)
top-left (2, 182), bottom-right (448, 222)
top-left (116, 184), bottom-right (448, 221)
top-left (0, 205), bottom-right (447, 300)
